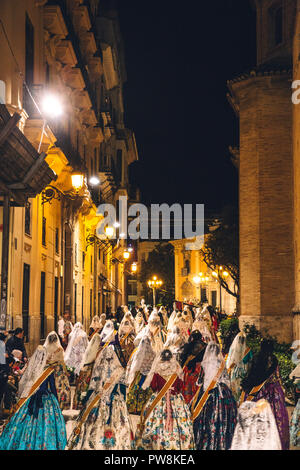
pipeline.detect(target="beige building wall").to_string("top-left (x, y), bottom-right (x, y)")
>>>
top-left (0, 0), bottom-right (137, 353)
top-left (171, 238), bottom-right (236, 314)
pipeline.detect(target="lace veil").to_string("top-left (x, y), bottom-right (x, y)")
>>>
top-left (226, 331), bottom-right (247, 370)
top-left (142, 349), bottom-right (183, 390)
top-left (201, 341), bottom-right (230, 391)
top-left (64, 322), bottom-right (88, 374)
top-left (17, 345), bottom-right (47, 398)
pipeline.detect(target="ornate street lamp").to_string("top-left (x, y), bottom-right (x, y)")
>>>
top-left (212, 266), bottom-right (229, 311)
top-left (148, 276), bottom-right (163, 306)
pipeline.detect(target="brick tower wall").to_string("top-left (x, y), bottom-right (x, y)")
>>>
top-left (233, 74), bottom-right (294, 343)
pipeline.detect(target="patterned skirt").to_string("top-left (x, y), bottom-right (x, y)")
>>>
top-left (68, 384), bottom-right (133, 450)
top-left (73, 364), bottom-right (93, 410)
top-left (135, 392), bottom-right (194, 450)
top-left (126, 372), bottom-right (153, 415)
top-left (0, 393), bottom-right (67, 450)
top-left (54, 363), bottom-right (71, 411)
top-left (193, 383), bottom-right (237, 450)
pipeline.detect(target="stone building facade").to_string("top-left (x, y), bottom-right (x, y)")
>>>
top-left (0, 0), bottom-right (138, 353)
top-left (171, 238), bottom-right (236, 315)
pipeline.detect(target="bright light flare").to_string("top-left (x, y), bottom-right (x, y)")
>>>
top-left (89, 176), bottom-right (100, 186)
top-left (42, 94), bottom-right (63, 118)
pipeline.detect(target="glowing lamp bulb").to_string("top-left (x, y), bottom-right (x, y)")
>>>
top-left (105, 226), bottom-right (114, 238)
top-left (42, 94), bottom-right (63, 118)
top-left (71, 172), bottom-right (84, 191)
top-left (89, 176), bottom-right (100, 186)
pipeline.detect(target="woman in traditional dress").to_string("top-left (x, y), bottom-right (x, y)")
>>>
top-left (173, 311), bottom-right (190, 342)
top-left (88, 316), bottom-right (102, 339)
top-left (61, 319), bottom-right (73, 351)
top-left (158, 306), bottom-right (168, 329)
top-left (0, 345), bottom-right (67, 450)
top-left (134, 310), bottom-right (145, 335)
top-left (43, 331), bottom-right (71, 410)
top-left (231, 399), bottom-right (282, 450)
top-left (225, 331), bottom-right (252, 402)
top-left (68, 333), bottom-right (133, 450)
top-left (126, 315), bottom-right (161, 416)
top-left (178, 331), bottom-right (206, 405)
top-left (164, 326), bottom-right (186, 357)
top-left (192, 309), bottom-right (213, 343)
top-left (240, 339), bottom-right (290, 450)
top-left (64, 322), bottom-right (89, 377)
top-left (73, 332), bottom-right (101, 410)
top-left (167, 309), bottom-right (178, 333)
top-left (200, 305), bottom-right (217, 341)
top-left (183, 306), bottom-right (194, 328)
top-left (135, 349), bottom-right (194, 450)
top-left (192, 341), bottom-right (237, 450)
top-left (118, 313), bottom-right (136, 363)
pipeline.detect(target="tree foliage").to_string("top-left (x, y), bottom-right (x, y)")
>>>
top-left (138, 242), bottom-right (175, 306)
top-left (200, 205), bottom-right (239, 300)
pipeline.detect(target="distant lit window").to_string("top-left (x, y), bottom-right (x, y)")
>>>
top-left (42, 217), bottom-right (46, 246)
top-left (25, 202), bottom-right (31, 236)
top-left (55, 228), bottom-right (59, 254)
top-left (75, 243), bottom-right (78, 265)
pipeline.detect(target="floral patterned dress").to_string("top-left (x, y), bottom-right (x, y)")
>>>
top-left (73, 362), bottom-right (94, 410)
top-left (119, 334), bottom-right (136, 364)
top-left (135, 373), bottom-right (194, 450)
top-left (182, 362), bottom-right (203, 405)
top-left (47, 349), bottom-right (71, 411)
top-left (228, 350), bottom-right (253, 402)
top-left (126, 336), bottom-right (156, 415)
top-left (68, 345), bottom-right (133, 450)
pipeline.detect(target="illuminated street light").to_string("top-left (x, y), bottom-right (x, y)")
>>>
top-left (131, 263), bottom-right (137, 273)
top-left (147, 276), bottom-right (163, 305)
top-left (105, 226), bottom-right (114, 238)
top-left (71, 171), bottom-right (84, 192)
top-left (212, 266), bottom-right (230, 312)
top-left (89, 176), bottom-right (100, 186)
top-left (123, 250), bottom-right (130, 260)
top-left (42, 94), bottom-right (63, 118)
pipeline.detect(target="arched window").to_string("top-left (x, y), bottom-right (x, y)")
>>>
top-left (184, 259), bottom-right (190, 274)
top-left (274, 6), bottom-right (283, 45)
top-left (269, 3), bottom-right (283, 49)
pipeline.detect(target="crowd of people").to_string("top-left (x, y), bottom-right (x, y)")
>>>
top-left (0, 301), bottom-right (299, 451)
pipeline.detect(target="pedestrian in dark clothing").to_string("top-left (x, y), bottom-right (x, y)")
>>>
top-left (116, 306), bottom-right (123, 324)
top-left (5, 328), bottom-right (27, 362)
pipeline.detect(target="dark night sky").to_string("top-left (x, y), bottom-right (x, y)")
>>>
top-left (117, 1), bottom-right (257, 215)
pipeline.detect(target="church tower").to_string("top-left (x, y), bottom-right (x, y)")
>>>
top-left (227, 0), bottom-right (297, 342)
